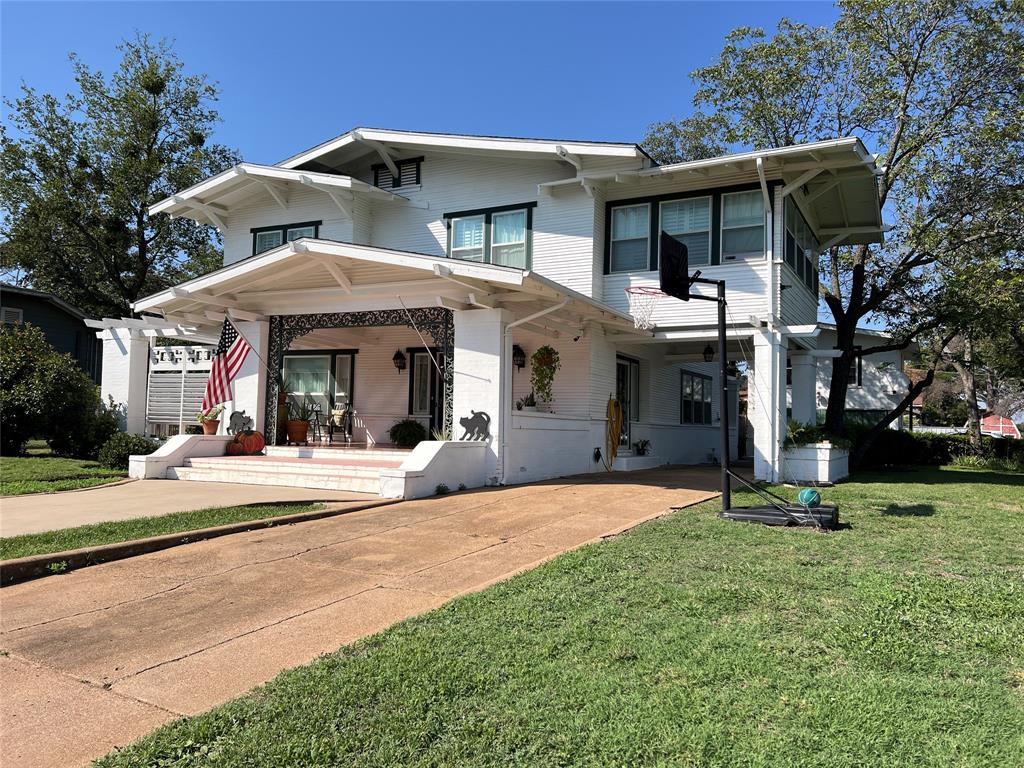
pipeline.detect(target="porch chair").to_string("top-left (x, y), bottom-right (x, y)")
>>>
top-left (308, 401), bottom-right (324, 444)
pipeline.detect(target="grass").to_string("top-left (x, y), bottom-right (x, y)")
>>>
top-left (96, 466), bottom-right (1024, 767)
top-left (0, 502), bottom-right (323, 561)
top-left (0, 455), bottom-right (127, 496)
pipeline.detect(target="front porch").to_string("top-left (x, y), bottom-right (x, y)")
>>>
top-left (122, 239), bottom-right (649, 497)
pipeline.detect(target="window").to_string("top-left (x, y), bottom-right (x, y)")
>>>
top-left (847, 347), bottom-right (863, 387)
top-left (681, 371), bottom-right (713, 425)
top-left (451, 215), bottom-right (485, 262)
top-left (721, 191), bottom-right (765, 261)
top-left (251, 221), bottom-right (322, 255)
top-left (491, 210), bottom-right (528, 268)
top-left (1, 307), bottom-right (23, 325)
top-left (444, 203), bottom-right (535, 268)
top-left (372, 157), bottom-right (422, 190)
top-left (411, 353), bottom-right (431, 415)
top-left (610, 204), bottom-right (650, 273)
top-left (660, 197), bottom-right (711, 267)
top-left (784, 200), bottom-right (820, 291)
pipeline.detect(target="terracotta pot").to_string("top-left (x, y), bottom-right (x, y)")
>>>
top-left (278, 392), bottom-right (288, 405)
top-left (202, 419), bottom-right (220, 435)
top-left (286, 419), bottom-right (310, 444)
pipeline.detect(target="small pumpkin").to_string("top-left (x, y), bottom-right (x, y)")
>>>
top-left (225, 440), bottom-right (244, 456)
top-left (236, 430), bottom-right (266, 455)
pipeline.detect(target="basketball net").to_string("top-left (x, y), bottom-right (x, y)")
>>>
top-left (624, 286), bottom-right (664, 330)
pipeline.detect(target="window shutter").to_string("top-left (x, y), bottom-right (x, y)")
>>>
top-left (1, 307), bottom-right (23, 325)
top-left (399, 161), bottom-right (418, 187)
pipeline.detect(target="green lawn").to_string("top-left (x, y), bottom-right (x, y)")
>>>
top-left (97, 466), bottom-right (1024, 767)
top-left (0, 455), bottom-right (127, 496)
top-left (0, 502), bottom-right (323, 561)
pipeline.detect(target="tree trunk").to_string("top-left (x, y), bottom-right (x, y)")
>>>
top-left (952, 338), bottom-right (982, 449)
top-left (823, 320), bottom-right (857, 436)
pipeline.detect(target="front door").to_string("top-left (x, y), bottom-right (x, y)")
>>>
top-left (409, 349), bottom-right (445, 435)
top-left (616, 356), bottom-right (639, 449)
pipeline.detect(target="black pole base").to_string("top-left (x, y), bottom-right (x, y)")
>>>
top-left (720, 504), bottom-right (840, 530)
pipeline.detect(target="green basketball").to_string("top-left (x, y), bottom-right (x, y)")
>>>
top-left (798, 488), bottom-right (821, 507)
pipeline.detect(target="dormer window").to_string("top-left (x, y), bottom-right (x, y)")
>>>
top-left (372, 157), bottom-right (423, 191)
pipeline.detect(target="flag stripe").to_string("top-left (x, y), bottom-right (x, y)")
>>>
top-left (201, 319), bottom-right (252, 412)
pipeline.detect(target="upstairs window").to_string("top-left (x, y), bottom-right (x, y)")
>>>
top-left (610, 203), bottom-right (650, 273)
top-left (251, 221), bottom-right (321, 255)
top-left (784, 200), bottom-right (820, 292)
top-left (373, 157), bottom-right (422, 190)
top-left (444, 203), bottom-right (534, 268)
top-left (660, 196), bottom-right (711, 267)
top-left (721, 190), bottom-right (765, 261)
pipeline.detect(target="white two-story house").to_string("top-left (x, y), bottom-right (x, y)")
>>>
top-left (95, 128), bottom-right (884, 496)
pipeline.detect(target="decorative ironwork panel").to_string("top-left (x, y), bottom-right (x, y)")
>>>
top-left (264, 308), bottom-right (453, 444)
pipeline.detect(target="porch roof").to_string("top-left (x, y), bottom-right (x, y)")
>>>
top-left (132, 239), bottom-right (645, 340)
top-left (148, 163), bottom-right (414, 228)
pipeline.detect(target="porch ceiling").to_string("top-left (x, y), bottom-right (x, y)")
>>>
top-left (133, 239), bottom-right (645, 341)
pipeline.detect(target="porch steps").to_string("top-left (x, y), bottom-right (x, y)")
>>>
top-left (165, 453), bottom-right (408, 494)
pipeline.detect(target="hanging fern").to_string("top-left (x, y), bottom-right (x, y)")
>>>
top-left (530, 345), bottom-right (561, 403)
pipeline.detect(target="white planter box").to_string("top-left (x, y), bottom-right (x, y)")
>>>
top-left (783, 442), bottom-right (849, 484)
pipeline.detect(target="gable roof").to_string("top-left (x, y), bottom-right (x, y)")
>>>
top-left (0, 283), bottom-right (91, 320)
top-left (278, 127), bottom-right (651, 170)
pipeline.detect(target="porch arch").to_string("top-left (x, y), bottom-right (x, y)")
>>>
top-left (264, 308), bottom-right (454, 444)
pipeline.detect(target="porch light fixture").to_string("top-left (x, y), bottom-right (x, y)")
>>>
top-left (703, 345), bottom-right (715, 363)
top-left (392, 350), bottom-right (406, 372)
top-left (512, 344), bottom-right (526, 370)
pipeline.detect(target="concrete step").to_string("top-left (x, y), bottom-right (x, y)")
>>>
top-left (166, 465), bottom-right (382, 494)
top-left (185, 456), bottom-right (403, 475)
top-left (265, 445), bottom-right (412, 462)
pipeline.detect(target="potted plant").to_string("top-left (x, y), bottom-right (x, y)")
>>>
top-left (388, 418), bottom-right (427, 448)
top-left (516, 392), bottom-right (537, 412)
top-left (633, 438), bottom-right (652, 456)
top-left (286, 397), bottom-right (313, 445)
top-left (196, 404), bottom-right (224, 435)
top-left (530, 345), bottom-right (561, 411)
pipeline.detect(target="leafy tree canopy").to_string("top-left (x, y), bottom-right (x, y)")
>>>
top-left (0, 34), bottom-right (240, 317)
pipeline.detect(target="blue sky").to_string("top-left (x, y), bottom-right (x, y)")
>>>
top-left (1, 1), bottom-right (841, 162)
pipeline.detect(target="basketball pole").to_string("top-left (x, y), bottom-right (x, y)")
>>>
top-left (686, 276), bottom-right (731, 512)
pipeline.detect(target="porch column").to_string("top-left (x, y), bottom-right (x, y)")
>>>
top-left (750, 328), bottom-right (786, 482)
top-left (789, 350), bottom-right (818, 426)
top-left (99, 328), bottom-right (149, 435)
top-left (452, 308), bottom-right (513, 485)
top-left (228, 320), bottom-right (270, 434)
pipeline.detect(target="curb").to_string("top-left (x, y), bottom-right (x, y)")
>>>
top-left (0, 499), bottom-right (398, 587)
top-left (1, 477), bottom-right (136, 499)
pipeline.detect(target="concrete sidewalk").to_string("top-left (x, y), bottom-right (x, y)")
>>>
top-left (0, 480), bottom-right (377, 537)
top-left (0, 467), bottom-right (720, 768)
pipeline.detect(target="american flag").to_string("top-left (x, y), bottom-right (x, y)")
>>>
top-left (201, 319), bottom-right (251, 411)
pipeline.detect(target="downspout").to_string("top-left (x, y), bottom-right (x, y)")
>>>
top-left (499, 299), bottom-right (570, 485)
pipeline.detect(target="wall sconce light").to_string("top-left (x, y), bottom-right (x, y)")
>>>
top-left (703, 345), bottom-right (715, 363)
top-left (512, 344), bottom-right (526, 370)
top-left (392, 350), bottom-right (406, 372)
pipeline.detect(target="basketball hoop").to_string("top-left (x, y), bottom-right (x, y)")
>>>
top-left (624, 286), bottom-right (664, 330)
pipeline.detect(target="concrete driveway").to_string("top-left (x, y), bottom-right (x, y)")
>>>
top-left (0, 467), bottom-right (720, 768)
top-left (0, 479), bottom-right (378, 537)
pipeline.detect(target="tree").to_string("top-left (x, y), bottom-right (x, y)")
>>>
top-left (644, 0), bottom-right (1024, 454)
top-left (642, 112), bottom-right (728, 164)
top-left (0, 34), bottom-right (239, 318)
top-left (0, 324), bottom-right (118, 456)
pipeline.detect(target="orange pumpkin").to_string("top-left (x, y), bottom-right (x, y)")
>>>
top-left (225, 440), bottom-right (244, 456)
top-left (237, 430), bottom-right (266, 455)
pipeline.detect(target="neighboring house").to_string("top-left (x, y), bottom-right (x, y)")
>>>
top-left (786, 323), bottom-right (916, 430)
top-left (979, 413), bottom-right (1021, 439)
top-left (94, 128), bottom-right (883, 491)
top-left (0, 283), bottom-right (102, 383)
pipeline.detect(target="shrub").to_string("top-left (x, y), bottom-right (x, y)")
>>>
top-left (97, 432), bottom-right (159, 470)
top-left (388, 419), bottom-right (427, 448)
top-left (48, 396), bottom-right (122, 460)
top-left (0, 323), bottom-right (112, 456)
top-left (851, 427), bottom-right (1024, 469)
